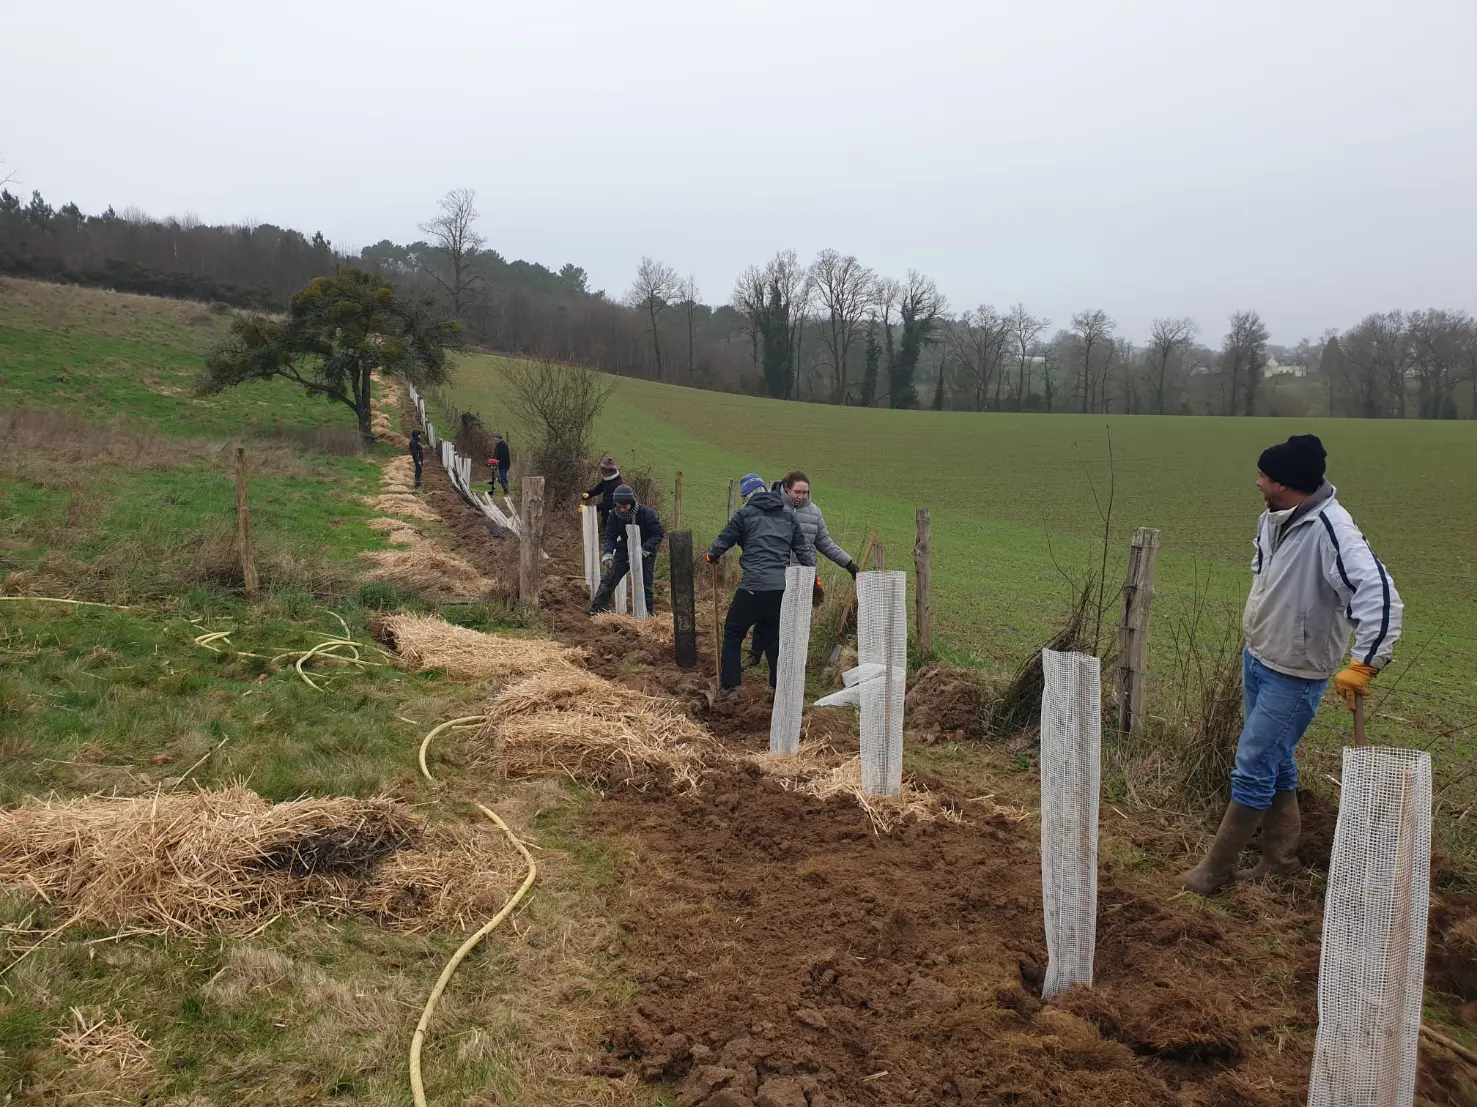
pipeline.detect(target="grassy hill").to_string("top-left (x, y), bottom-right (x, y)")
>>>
top-left (450, 352), bottom-right (1477, 799)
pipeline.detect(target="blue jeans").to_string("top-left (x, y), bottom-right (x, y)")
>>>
top-left (1230, 649), bottom-right (1329, 810)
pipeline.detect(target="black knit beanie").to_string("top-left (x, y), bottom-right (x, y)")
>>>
top-left (1258, 434), bottom-right (1326, 494)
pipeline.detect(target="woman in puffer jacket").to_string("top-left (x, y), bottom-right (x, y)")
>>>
top-left (747, 470), bottom-right (859, 665)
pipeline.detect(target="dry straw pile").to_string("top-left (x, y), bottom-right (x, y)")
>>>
top-left (358, 457), bottom-right (496, 598)
top-left (381, 613), bottom-right (585, 681)
top-left (752, 743), bottom-right (965, 832)
top-left (590, 612), bottom-right (672, 644)
top-left (0, 787), bottom-right (522, 935)
top-left (489, 667), bottom-right (719, 790)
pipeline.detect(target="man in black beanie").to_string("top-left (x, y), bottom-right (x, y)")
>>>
top-left (1179, 433), bottom-right (1403, 894)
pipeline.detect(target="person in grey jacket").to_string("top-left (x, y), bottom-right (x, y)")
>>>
top-left (706, 473), bottom-right (816, 697)
top-left (1180, 434), bottom-right (1402, 895)
top-left (747, 471), bottom-right (858, 664)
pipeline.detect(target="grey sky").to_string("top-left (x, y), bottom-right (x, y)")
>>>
top-left (4, 0), bottom-right (1475, 344)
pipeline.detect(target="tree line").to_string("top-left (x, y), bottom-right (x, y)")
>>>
top-left (4, 180), bottom-right (1473, 419)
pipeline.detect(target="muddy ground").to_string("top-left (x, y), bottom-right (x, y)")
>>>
top-left (404, 408), bottom-right (1477, 1107)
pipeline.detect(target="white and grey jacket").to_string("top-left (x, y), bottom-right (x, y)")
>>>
top-left (780, 489), bottom-right (852, 570)
top-left (1242, 482), bottom-right (1402, 680)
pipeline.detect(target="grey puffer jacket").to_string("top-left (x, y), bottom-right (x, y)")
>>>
top-left (708, 490), bottom-right (816, 591)
top-left (1242, 482), bottom-right (1402, 680)
top-left (780, 489), bottom-right (852, 569)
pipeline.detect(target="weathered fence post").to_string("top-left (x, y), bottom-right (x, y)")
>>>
top-left (914, 508), bottom-right (932, 658)
top-left (1116, 526), bottom-right (1161, 734)
top-left (725, 477), bottom-right (736, 520)
top-left (519, 476), bottom-right (546, 610)
top-left (674, 471), bottom-right (683, 530)
top-left (234, 447), bottom-right (259, 598)
top-left (670, 532), bottom-right (697, 668)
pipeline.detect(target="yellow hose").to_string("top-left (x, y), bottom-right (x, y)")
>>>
top-left (410, 713), bottom-right (536, 1107)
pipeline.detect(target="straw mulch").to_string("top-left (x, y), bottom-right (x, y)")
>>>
top-left (590, 612), bottom-right (672, 643)
top-left (367, 493), bottom-right (439, 521)
top-left (365, 516), bottom-right (421, 546)
top-left (359, 545), bottom-right (494, 599)
top-left (381, 454), bottom-right (418, 494)
top-left (0, 787), bottom-right (523, 936)
top-left (54, 1008), bottom-right (155, 1079)
top-left (749, 743), bottom-right (964, 832)
top-left (380, 613), bottom-right (585, 681)
top-left (487, 667), bottom-right (719, 790)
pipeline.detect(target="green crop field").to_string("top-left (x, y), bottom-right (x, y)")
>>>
top-left (450, 353), bottom-right (1477, 797)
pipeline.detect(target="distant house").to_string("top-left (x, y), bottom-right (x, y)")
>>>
top-left (1264, 357), bottom-right (1307, 378)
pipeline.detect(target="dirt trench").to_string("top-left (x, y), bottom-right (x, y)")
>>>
top-left (401, 401), bottom-right (1477, 1107)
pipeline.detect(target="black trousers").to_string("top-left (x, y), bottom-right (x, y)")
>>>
top-left (412, 457), bottom-right (423, 487)
top-left (722, 588), bottom-right (784, 689)
top-left (589, 552), bottom-right (656, 616)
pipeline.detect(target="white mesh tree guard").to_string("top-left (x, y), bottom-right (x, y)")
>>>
top-left (768, 564), bottom-right (816, 755)
top-left (627, 524), bottom-right (649, 618)
top-left (1039, 648), bottom-right (1101, 998)
top-left (857, 570), bottom-right (906, 797)
top-left (1308, 747), bottom-right (1432, 1107)
top-left (581, 507), bottom-right (600, 601)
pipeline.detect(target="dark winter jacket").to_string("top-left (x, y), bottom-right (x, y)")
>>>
top-left (408, 436), bottom-right (423, 463)
top-left (493, 440), bottom-right (510, 472)
top-left (708, 490), bottom-right (816, 591)
top-left (604, 504), bottom-right (664, 560)
top-left (585, 473), bottom-right (622, 517)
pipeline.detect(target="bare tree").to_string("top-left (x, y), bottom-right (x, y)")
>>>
top-left (1221, 310), bottom-right (1270, 415)
top-left (1007, 303), bottom-right (1048, 409)
top-left (680, 273), bottom-right (700, 383)
top-left (1067, 309), bottom-right (1116, 413)
top-left (874, 277), bottom-right (902, 396)
top-left (890, 271), bottom-right (946, 408)
top-left (419, 188), bottom-right (485, 317)
top-left (626, 256), bottom-right (682, 381)
top-left (0, 155), bottom-right (16, 191)
top-left (730, 265), bottom-right (766, 374)
top-left (946, 305), bottom-right (1011, 411)
top-left (1407, 308), bottom-right (1474, 419)
top-left (1146, 317), bottom-right (1197, 414)
top-left (808, 249), bottom-right (875, 404)
top-left (1338, 311), bottom-right (1410, 418)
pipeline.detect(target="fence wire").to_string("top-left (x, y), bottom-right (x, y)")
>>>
top-left (1039, 648), bottom-right (1101, 998)
top-left (769, 565), bottom-right (816, 755)
top-left (1308, 746), bottom-right (1432, 1107)
top-left (858, 571), bottom-right (907, 797)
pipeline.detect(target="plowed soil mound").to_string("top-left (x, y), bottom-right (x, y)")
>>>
top-left (586, 765), bottom-right (1332, 1107)
top-left (904, 666), bottom-right (987, 743)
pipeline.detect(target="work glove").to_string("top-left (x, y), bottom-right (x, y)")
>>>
top-left (582, 492), bottom-right (591, 501)
top-left (705, 552), bottom-right (717, 564)
top-left (1334, 661), bottom-right (1377, 709)
top-left (845, 559), bottom-right (859, 579)
top-left (811, 578), bottom-right (825, 608)
top-left (601, 552), bottom-right (614, 569)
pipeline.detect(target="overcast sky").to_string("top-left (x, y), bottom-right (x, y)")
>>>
top-left (4, 0), bottom-right (1475, 343)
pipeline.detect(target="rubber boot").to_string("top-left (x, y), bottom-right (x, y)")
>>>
top-left (1177, 802), bottom-right (1265, 895)
top-left (1237, 790), bottom-right (1300, 881)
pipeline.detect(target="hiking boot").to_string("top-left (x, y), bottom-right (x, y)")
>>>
top-left (1178, 802), bottom-right (1265, 896)
top-left (719, 687), bottom-right (740, 705)
top-left (1237, 791), bottom-right (1301, 881)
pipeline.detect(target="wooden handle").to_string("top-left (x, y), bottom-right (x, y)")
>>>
top-left (1353, 693), bottom-right (1366, 747)
top-left (711, 562), bottom-right (722, 686)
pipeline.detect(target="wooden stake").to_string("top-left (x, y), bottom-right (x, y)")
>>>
top-left (518, 476), bottom-right (545, 610)
top-left (725, 477), bottom-right (736, 520)
top-left (1115, 526), bottom-right (1160, 734)
top-left (711, 561), bottom-right (723, 685)
top-left (914, 508), bottom-right (932, 658)
top-left (874, 539), bottom-right (886, 572)
top-left (674, 471), bottom-right (684, 530)
top-left (1354, 693), bottom-right (1366, 747)
top-left (670, 532), bottom-right (697, 668)
top-left (234, 447), bottom-right (259, 598)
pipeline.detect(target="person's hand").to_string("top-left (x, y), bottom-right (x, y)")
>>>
top-left (845, 559), bottom-right (859, 579)
top-left (1334, 661), bottom-right (1377, 709)
top-left (705, 552), bottom-right (717, 564)
top-left (811, 578), bottom-right (825, 608)
top-left (601, 552), bottom-right (614, 569)
top-left (581, 492), bottom-right (591, 501)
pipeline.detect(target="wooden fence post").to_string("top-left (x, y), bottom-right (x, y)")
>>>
top-left (234, 447), bottom-right (259, 598)
top-left (725, 478), bottom-right (736, 520)
top-left (1116, 526), bottom-right (1161, 734)
top-left (674, 471), bottom-right (683, 530)
top-left (670, 531), bottom-right (697, 669)
top-left (914, 508), bottom-right (932, 658)
top-left (519, 476), bottom-right (546, 610)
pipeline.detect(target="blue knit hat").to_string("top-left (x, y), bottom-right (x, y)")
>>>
top-left (739, 473), bottom-right (766, 498)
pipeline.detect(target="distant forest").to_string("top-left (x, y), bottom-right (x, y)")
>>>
top-left (2, 184), bottom-right (1473, 419)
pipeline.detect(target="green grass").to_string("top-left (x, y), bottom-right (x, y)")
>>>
top-left (449, 353), bottom-right (1477, 797)
top-left (0, 280), bottom-right (654, 1106)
